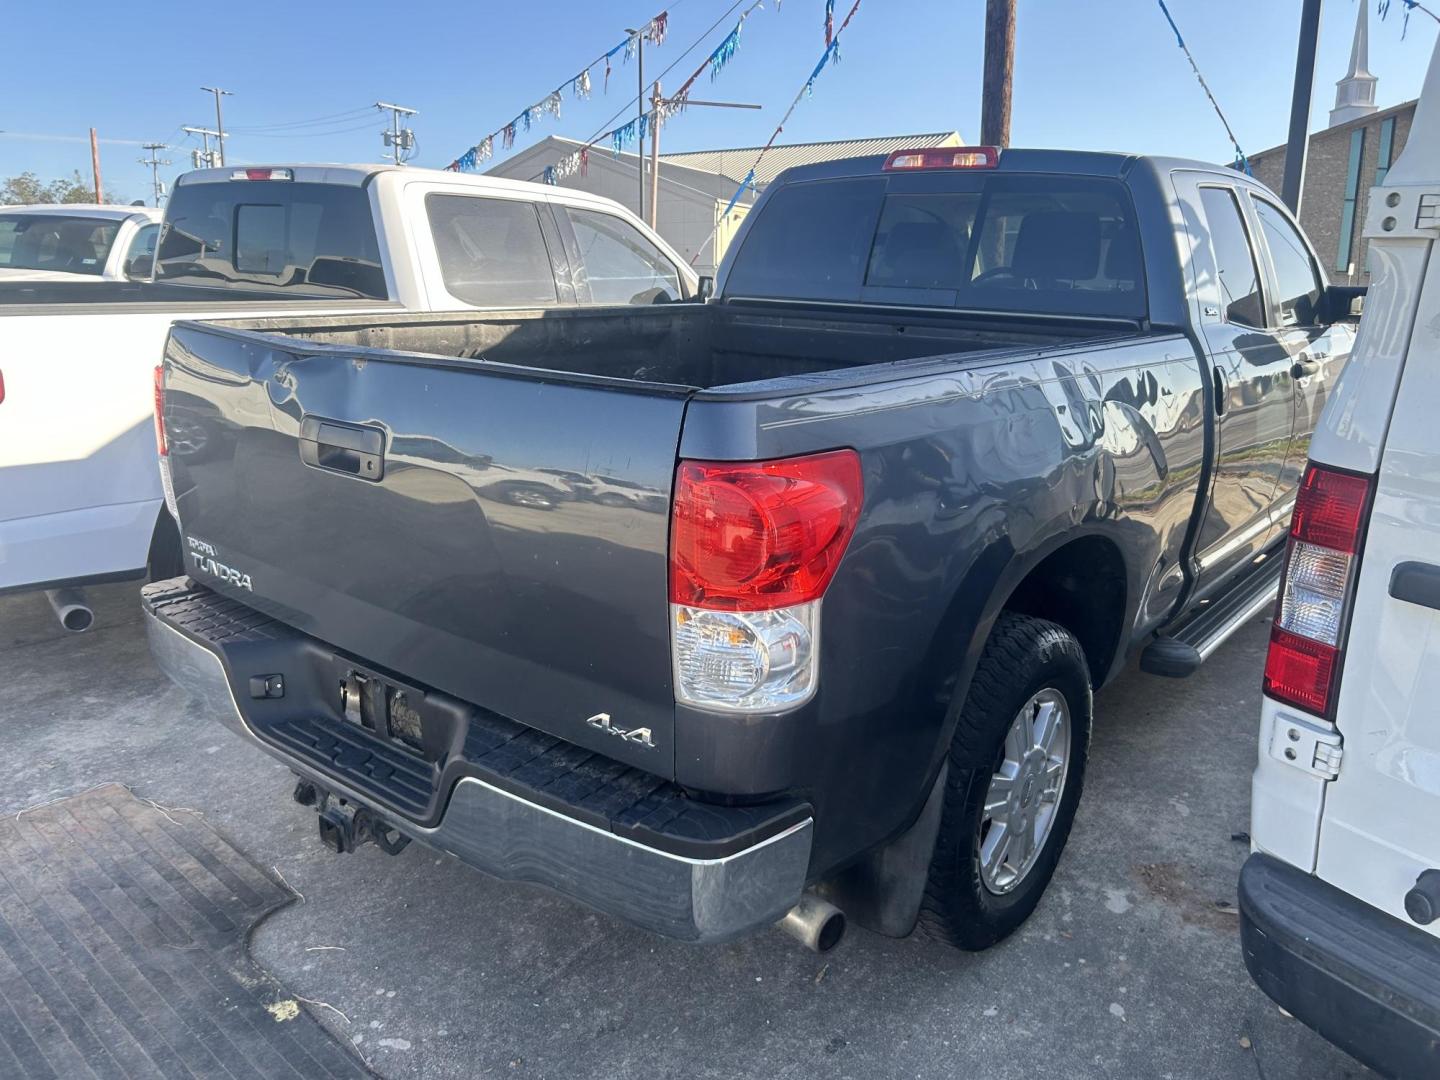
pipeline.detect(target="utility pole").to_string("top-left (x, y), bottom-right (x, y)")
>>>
top-left (1281, 0), bottom-right (1324, 213)
top-left (89, 128), bottom-right (103, 203)
top-left (139, 143), bottom-right (171, 206)
top-left (644, 91), bottom-right (759, 232)
top-left (200, 87), bottom-right (233, 166)
top-left (980, 0), bottom-right (1016, 147)
top-left (183, 126), bottom-right (221, 169)
top-left (375, 102), bottom-right (418, 165)
top-left (626, 28), bottom-right (646, 218)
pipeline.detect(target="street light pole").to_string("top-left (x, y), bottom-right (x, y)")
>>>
top-left (200, 87), bottom-right (233, 166)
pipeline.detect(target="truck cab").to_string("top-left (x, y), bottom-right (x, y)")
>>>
top-left (1242, 39), bottom-right (1440, 1080)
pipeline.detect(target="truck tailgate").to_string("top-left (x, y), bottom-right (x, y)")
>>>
top-left (162, 322), bottom-right (691, 776)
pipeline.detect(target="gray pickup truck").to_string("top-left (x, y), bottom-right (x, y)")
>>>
top-left (145, 146), bottom-right (1360, 953)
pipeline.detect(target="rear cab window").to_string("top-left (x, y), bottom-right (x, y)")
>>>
top-left (1197, 186), bottom-right (1267, 328)
top-left (723, 171), bottom-right (1146, 320)
top-left (155, 179), bottom-right (387, 298)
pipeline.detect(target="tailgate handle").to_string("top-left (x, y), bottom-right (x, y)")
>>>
top-left (299, 416), bottom-right (385, 481)
top-left (1390, 561), bottom-right (1440, 612)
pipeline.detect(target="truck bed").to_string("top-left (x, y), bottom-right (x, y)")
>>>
top-left (199, 302), bottom-right (1116, 390)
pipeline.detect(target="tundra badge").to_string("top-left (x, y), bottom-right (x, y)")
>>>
top-left (186, 536), bottom-right (254, 591)
top-left (586, 712), bottom-right (655, 749)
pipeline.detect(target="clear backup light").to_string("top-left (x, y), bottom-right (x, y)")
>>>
top-left (1263, 464), bottom-right (1372, 717)
top-left (669, 451), bottom-right (862, 714)
top-left (672, 603), bottom-right (818, 712)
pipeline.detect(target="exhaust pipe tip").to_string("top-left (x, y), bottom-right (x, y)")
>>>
top-left (45, 588), bottom-right (94, 633)
top-left (778, 893), bottom-right (846, 953)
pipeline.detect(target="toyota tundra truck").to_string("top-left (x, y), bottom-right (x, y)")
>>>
top-left (145, 146), bottom-right (1360, 950)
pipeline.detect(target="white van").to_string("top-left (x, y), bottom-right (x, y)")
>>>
top-left (1242, 38), bottom-right (1440, 1080)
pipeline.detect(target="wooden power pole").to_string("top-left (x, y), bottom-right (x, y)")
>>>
top-left (89, 128), bottom-right (103, 203)
top-left (980, 0), bottom-right (1016, 147)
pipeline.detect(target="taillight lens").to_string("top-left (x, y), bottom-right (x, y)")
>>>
top-left (153, 365), bottom-right (167, 456)
top-left (669, 450), bottom-right (862, 713)
top-left (1263, 464), bottom-right (1372, 717)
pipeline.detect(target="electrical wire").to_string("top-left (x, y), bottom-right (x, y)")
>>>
top-left (228, 106), bottom-right (376, 134)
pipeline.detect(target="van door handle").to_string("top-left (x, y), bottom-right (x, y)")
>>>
top-left (299, 416), bottom-right (385, 481)
top-left (1290, 355), bottom-right (1321, 380)
top-left (1390, 562), bottom-right (1440, 612)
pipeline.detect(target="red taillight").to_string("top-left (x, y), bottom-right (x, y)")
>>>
top-left (153, 364), bottom-right (167, 456)
top-left (1263, 626), bottom-right (1338, 716)
top-left (883, 146), bottom-right (999, 171)
top-left (1289, 466), bottom-right (1369, 553)
top-left (1263, 462), bottom-right (1373, 717)
top-left (669, 450), bottom-right (863, 611)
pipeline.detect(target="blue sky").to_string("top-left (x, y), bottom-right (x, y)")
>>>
top-left (2, 0), bottom-right (1435, 205)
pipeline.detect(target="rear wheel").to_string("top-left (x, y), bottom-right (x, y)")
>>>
top-left (919, 612), bottom-right (1092, 950)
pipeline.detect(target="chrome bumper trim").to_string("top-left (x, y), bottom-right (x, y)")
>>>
top-left (146, 611), bottom-right (812, 943)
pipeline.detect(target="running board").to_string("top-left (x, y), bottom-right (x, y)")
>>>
top-left (1140, 555), bottom-right (1284, 678)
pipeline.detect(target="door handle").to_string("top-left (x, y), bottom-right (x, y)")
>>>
top-left (299, 416), bottom-right (385, 481)
top-left (1290, 355), bottom-right (1321, 380)
top-left (1212, 364), bottom-right (1229, 417)
top-left (1390, 562), bottom-right (1440, 612)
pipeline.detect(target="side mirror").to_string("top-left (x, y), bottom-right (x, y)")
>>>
top-left (696, 275), bottom-right (715, 302)
top-left (1323, 284), bottom-right (1366, 323)
top-left (124, 255), bottom-right (154, 281)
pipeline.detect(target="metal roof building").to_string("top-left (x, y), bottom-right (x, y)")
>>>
top-left (660, 131), bottom-right (962, 190)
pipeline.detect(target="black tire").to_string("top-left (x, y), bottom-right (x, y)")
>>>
top-left (147, 510), bottom-right (185, 581)
top-left (918, 611), bottom-right (1092, 950)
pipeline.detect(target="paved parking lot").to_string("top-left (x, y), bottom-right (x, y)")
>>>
top-left (4, 583), bottom-right (1366, 1080)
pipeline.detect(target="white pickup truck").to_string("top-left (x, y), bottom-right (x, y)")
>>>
top-left (1242, 35), bottom-right (1440, 1079)
top-left (0, 164), bottom-right (696, 626)
top-left (0, 204), bottom-right (163, 284)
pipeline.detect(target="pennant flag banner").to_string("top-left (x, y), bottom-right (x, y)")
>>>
top-left (541, 0), bottom-right (771, 185)
top-left (711, 0), bottom-right (863, 247)
top-left (446, 9), bottom-right (668, 171)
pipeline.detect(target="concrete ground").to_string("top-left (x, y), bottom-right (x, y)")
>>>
top-left (3, 582), bottom-right (1367, 1080)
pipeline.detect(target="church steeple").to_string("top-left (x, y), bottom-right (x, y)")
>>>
top-left (1331, 2), bottom-right (1379, 126)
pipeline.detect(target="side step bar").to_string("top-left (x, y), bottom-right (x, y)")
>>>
top-left (1141, 554), bottom-right (1284, 678)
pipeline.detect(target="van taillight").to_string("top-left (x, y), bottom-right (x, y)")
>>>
top-left (1263, 463), bottom-right (1372, 717)
top-left (669, 450), bottom-right (862, 713)
top-left (153, 365), bottom-right (168, 456)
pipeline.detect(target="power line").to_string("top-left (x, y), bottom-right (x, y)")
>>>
top-left (200, 86), bottom-right (233, 166)
top-left (376, 101), bottom-right (418, 165)
top-left (228, 106), bottom-right (376, 134)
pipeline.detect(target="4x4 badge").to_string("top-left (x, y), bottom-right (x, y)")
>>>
top-left (586, 712), bottom-right (655, 749)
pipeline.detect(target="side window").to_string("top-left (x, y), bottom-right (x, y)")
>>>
top-left (1198, 187), bottom-right (1265, 327)
top-left (425, 193), bottom-right (558, 307)
top-left (1251, 197), bottom-right (1324, 326)
top-left (565, 208), bottom-right (682, 304)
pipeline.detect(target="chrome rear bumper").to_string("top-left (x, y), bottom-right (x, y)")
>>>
top-left (146, 608), bottom-right (812, 944)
